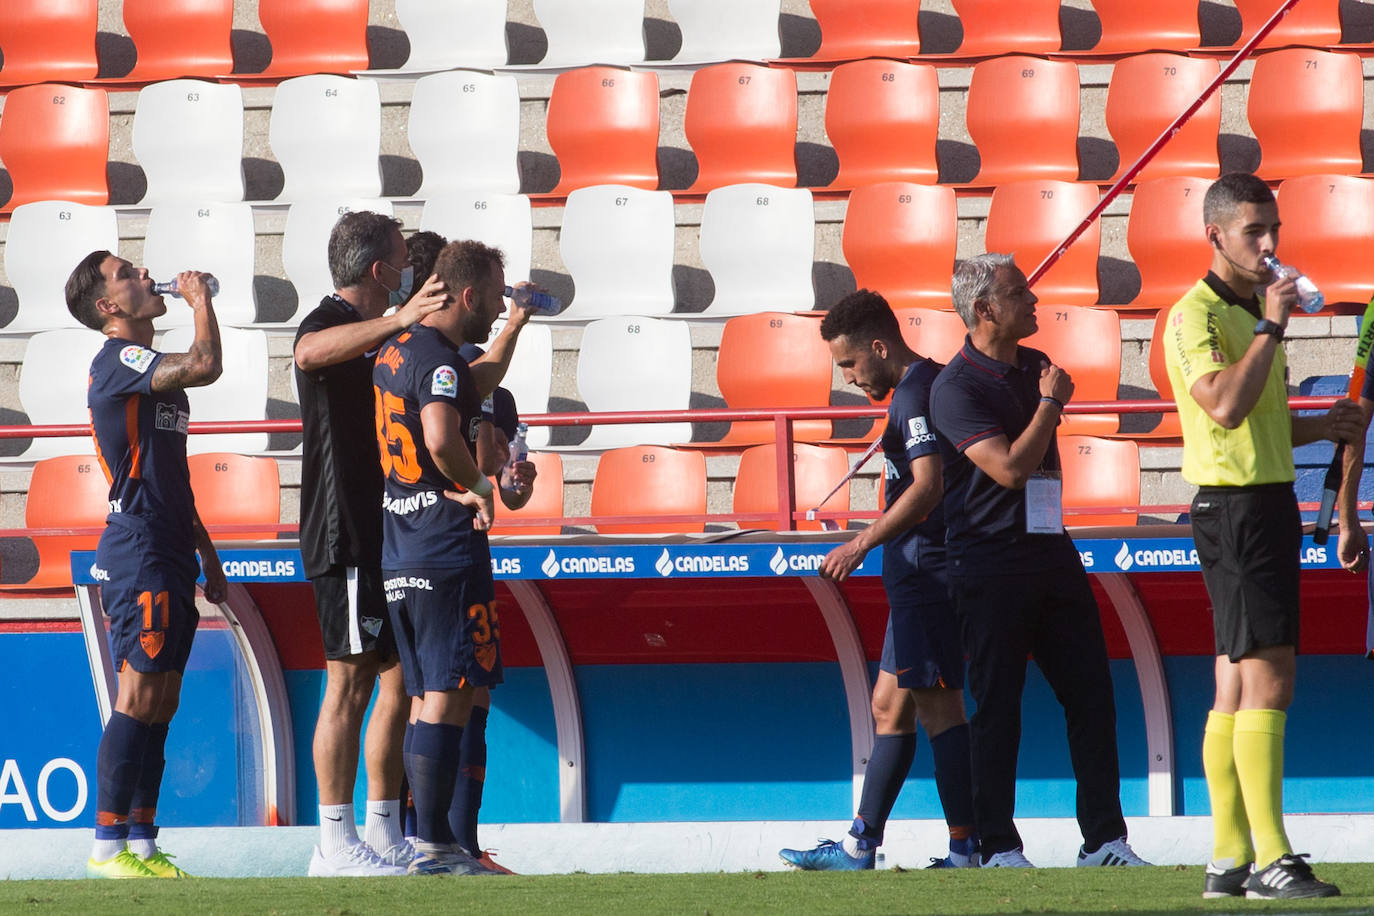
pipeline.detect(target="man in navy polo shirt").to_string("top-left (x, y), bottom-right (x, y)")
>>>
top-left (929, 253), bottom-right (1146, 869)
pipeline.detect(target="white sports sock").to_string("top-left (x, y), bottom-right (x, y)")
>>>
top-left (318, 803), bottom-right (359, 856)
top-left (364, 799), bottom-right (404, 852)
top-left (841, 835), bottom-right (864, 857)
top-left (91, 838), bottom-right (126, 862)
top-left (128, 838), bottom-right (157, 859)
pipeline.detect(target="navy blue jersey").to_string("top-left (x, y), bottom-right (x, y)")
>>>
top-left (881, 358), bottom-right (946, 576)
top-left (373, 323), bottom-right (487, 570)
top-left (87, 337), bottom-right (196, 545)
top-left (930, 338), bottom-right (1078, 576)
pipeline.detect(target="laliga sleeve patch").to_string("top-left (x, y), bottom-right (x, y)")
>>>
top-left (431, 365), bottom-right (458, 397)
top-left (119, 345), bottom-right (156, 374)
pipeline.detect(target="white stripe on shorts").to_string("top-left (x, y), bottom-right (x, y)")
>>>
top-left (345, 566), bottom-right (363, 656)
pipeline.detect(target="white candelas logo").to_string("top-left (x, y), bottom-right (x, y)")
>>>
top-left (1114, 541), bottom-right (1198, 570)
top-left (671, 553), bottom-right (751, 574)
top-left (1114, 542), bottom-right (1134, 571)
top-left (541, 550), bottom-right (560, 577)
top-left (770, 547), bottom-right (788, 576)
top-left (491, 556), bottom-right (522, 576)
top-left (119, 345), bottom-right (155, 374)
top-left (539, 550), bottom-right (635, 577)
top-left (431, 365), bottom-right (458, 397)
top-left (0, 758), bottom-right (87, 823)
top-left (1079, 550), bottom-right (1094, 568)
top-left (656, 549), bottom-right (674, 577)
top-left (905, 415), bottom-right (936, 449)
top-left (220, 558), bottom-right (296, 578)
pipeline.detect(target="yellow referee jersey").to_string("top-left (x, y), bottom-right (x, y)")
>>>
top-left (1163, 276), bottom-right (1294, 487)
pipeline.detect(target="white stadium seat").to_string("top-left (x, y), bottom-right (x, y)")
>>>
top-left (575, 316), bottom-right (692, 450)
top-left (3, 201), bottom-right (119, 333)
top-left (394, 0), bottom-right (508, 71)
top-left (533, 0), bottom-right (647, 66)
top-left (133, 79), bottom-right (245, 205)
top-left (161, 325), bottom-right (270, 455)
top-left (484, 317), bottom-right (554, 450)
top-left (269, 74), bottom-right (381, 201)
top-left (420, 192), bottom-right (533, 290)
top-left (699, 183), bottom-right (814, 317)
top-left (281, 198), bottom-right (394, 324)
top-left (143, 202), bottom-right (258, 328)
top-left (668, 0), bottom-right (781, 62)
top-left (409, 71), bottom-right (521, 197)
top-left (15, 329), bottom-right (108, 460)
top-left (558, 184), bottom-right (675, 321)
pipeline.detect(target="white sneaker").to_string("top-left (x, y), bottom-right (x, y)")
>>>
top-left (982, 848), bottom-right (1035, 868)
top-left (1076, 837), bottom-right (1150, 867)
top-left (376, 839), bottom-right (417, 869)
top-left (308, 841), bottom-right (408, 877)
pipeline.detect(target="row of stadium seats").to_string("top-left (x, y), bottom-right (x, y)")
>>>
top-left (7, 171), bottom-right (1372, 333)
top-left (0, 0), bottom-right (1358, 89)
top-left (2, 48), bottom-right (1366, 211)
top-left (7, 308), bottom-right (1129, 465)
top-left (6, 434), bottom-right (1141, 589)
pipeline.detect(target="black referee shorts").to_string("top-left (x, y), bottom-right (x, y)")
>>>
top-left (1191, 483), bottom-right (1301, 661)
top-left (310, 564), bottom-right (396, 661)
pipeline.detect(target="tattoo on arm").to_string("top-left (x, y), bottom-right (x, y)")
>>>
top-left (151, 340), bottom-right (221, 392)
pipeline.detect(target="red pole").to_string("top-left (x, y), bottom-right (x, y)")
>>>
top-left (1026, 0), bottom-right (1306, 288)
top-left (773, 414), bottom-right (798, 531)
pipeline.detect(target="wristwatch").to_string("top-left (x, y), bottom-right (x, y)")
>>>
top-left (1254, 318), bottom-right (1284, 340)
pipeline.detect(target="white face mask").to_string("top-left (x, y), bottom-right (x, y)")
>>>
top-left (384, 263), bottom-right (414, 307)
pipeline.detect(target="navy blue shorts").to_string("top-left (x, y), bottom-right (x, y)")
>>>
top-left (384, 567), bottom-right (503, 696)
top-left (879, 544), bottom-right (964, 690)
top-left (95, 521), bottom-right (201, 675)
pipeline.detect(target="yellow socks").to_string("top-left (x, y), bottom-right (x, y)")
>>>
top-left (1233, 709), bottom-right (1292, 868)
top-left (1202, 710), bottom-right (1252, 867)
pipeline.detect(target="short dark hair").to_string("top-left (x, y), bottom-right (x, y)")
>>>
top-left (1203, 172), bottom-right (1275, 227)
top-left (434, 239), bottom-right (505, 295)
top-left (819, 289), bottom-right (902, 345)
top-left (66, 249), bottom-right (114, 330)
top-left (406, 230), bottom-right (447, 287)
top-left (328, 210), bottom-right (402, 289)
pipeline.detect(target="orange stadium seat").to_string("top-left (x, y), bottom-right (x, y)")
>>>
top-left (547, 67), bottom-right (659, 195)
top-left (1275, 174), bottom-right (1374, 307)
top-left (1058, 435), bottom-right (1140, 527)
top-left (0, 0), bottom-right (98, 88)
top-left (116, 0), bottom-right (234, 83)
top-left (15, 456), bottom-right (109, 591)
top-left (489, 452), bottom-right (564, 536)
top-left (949, 0), bottom-right (1061, 57)
top-left (187, 453), bottom-right (281, 541)
top-left (985, 179), bottom-right (1101, 306)
top-left (1125, 175), bottom-right (1210, 312)
top-left (684, 63), bottom-right (797, 194)
top-left (1233, 0), bottom-right (1342, 49)
top-left (826, 60), bottom-right (939, 189)
top-left (842, 183), bottom-right (957, 310)
top-left (252, 0), bottom-right (369, 79)
top-left (1105, 54), bottom-right (1220, 181)
top-left (733, 443), bottom-right (850, 531)
top-left (1140, 306), bottom-right (1183, 440)
top-left (590, 446), bottom-right (707, 534)
top-left (1089, 0), bottom-right (1201, 56)
top-left (965, 56), bottom-right (1079, 186)
top-left (809, 0), bottom-right (921, 61)
top-left (713, 312), bottom-right (834, 447)
top-left (892, 307), bottom-right (967, 363)
top-left (0, 83), bottom-right (108, 213)
top-left (1023, 306), bottom-right (1121, 436)
top-left (1248, 48), bottom-right (1363, 180)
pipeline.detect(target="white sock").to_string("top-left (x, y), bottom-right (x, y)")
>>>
top-left (91, 838), bottom-right (126, 862)
top-left (318, 803), bottom-right (359, 856)
top-left (128, 837), bottom-right (157, 859)
top-left (364, 799), bottom-right (404, 853)
top-left (841, 835), bottom-right (865, 857)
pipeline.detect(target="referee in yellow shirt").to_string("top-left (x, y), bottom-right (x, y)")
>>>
top-left (1164, 172), bottom-right (1363, 900)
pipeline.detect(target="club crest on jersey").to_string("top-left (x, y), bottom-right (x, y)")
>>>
top-left (120, 345), bottom-right (155, 374)
top-left (431, 365), bottom-right (458, 397)
top-left (155, 401), bottom-right (189, 434)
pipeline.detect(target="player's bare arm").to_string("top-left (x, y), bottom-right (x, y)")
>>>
top-left (821, 454), bottom-right (941, 583)
top-left (192, 508), bottom-right (227, 604)
top-left (1337, 396), bottom-right (1373, 572)
top-left (468, 282), bottom-right (540, 397)
top-left (151, 271), bottom-right (222, 392)
top-left (294, 275), bottom-right (447, 372)
top-left (420, 400), bottom-right (496, 529)
top-left (962, 364), bottom-right (1072, 490)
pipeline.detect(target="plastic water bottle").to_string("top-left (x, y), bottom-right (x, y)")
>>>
top-left (1261, 255), bottom-right (1324, 313)
top-left (504, 285), bottom-right (562, 315)
top-left (508, 422), bottom-right (529, 467)
top-left (153, 276), bottom-right (220, 298)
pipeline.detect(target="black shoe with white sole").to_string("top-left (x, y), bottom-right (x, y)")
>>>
top-left (1244, 854), bottom-right (1340, 899)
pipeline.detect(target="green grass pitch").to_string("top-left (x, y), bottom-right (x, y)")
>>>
top-left (4, 866), bottom-right (1373, 915)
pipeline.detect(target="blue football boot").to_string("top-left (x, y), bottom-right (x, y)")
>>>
top-left (779, 838), bottom-right (875, 871)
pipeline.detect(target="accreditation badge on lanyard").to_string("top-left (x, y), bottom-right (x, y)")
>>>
top-left (1025, 473), bottom-right (1064, 534)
